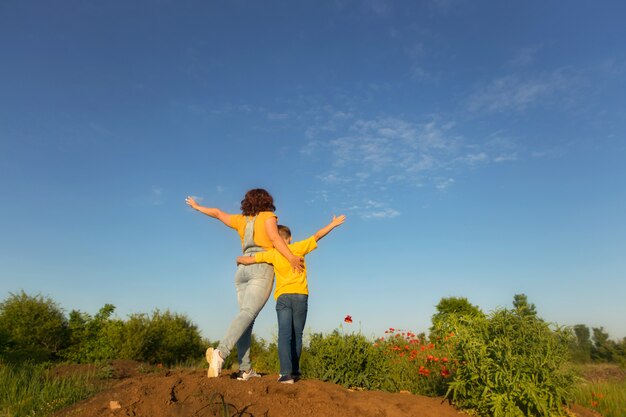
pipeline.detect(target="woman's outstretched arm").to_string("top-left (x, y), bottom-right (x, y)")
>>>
top-left (264, 216), bottom-right (304, 272)
top-left (186, 196), bottom-right (231, 227)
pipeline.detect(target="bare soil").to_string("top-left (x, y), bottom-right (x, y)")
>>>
top-left (52, 361), bottom-right (601, 417)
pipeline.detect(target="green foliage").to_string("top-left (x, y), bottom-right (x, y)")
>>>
top-left (572, 379), bottom-right (626, 417)
top-left (107, 309), bottom-right (206, 366)
top-left (0, 361), bottom-right (97, 417)
top-left (305, 328), bottom-right (391, 390)
top-left (375, 329), bottom-right (453, 396)
top-left (62, 304), bottom-right (120, 362)
top-left (569, 324), bottom-right (593, 363)
top-left (592, 327), bottom-right (619, 363)
top-left (442, 307), bottom-right (574, 417)
top-left (249, 335), bottom-right (280, 374)
top-left (568, 324), bottom-right (626, 365)
top-left (430, 296), bottom-right (484, 340)
top-left (512, 293), bottom-right (537, 317)
top-left (0, 291), bottom-right (68, 362)
top-left (61, 303), bottom-right (206, 366)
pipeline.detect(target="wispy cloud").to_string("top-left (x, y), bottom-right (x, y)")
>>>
top-left (367, 0), bottom-right (391, 16)
top-left (345, 199), bottom-right (400, 220)
top-left (507, 46), bottom-right (541, 68)
top-left (466, 68), bottom-right (576, 113)
top-left (268, 112), bottom-right (290, 121)
top-left (151, 186), bottom-right (163, 206)
top-left (303, 114), bottom-right (519, 219)
top-left (435, 177), bottom-right (455, 190)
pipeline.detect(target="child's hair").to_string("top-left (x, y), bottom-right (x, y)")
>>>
top-left (277, 225), bottom-right (291, 240)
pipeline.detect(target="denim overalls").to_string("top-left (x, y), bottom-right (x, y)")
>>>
top-left (217, 216), bottom-right (274, 371)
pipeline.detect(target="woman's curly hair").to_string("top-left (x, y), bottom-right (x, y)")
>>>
top-left (240, 188), bottom-right (276, 216)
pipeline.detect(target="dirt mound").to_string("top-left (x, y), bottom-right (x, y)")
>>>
top-left (52, 364), bottom-right (600, 417)
top-left (54, 368), bottom-right (465, 417)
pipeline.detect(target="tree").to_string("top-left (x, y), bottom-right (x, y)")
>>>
top-left (591, 327), bottom-right (616, 362)
top-left (512, 293), bottom-right (537, 318)
top-left (0, 291), bottom-right (68, 361)
top-left (430, 297), bottom-right (484, 339)
top-left (570, 324), bottom-right (592, 363)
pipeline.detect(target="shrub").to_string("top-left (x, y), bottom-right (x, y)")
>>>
top-left (109, 310), bottom-right (205, 365)
top-left (63, 305), bottom-right (206, 366)
top-left (305, 328), bottom-right (391, 390)
top-left (63, 304), bottom-right (120, 363)
top-left (0, 291), bottom-right (68, 362)
top-left (375, 328), bottom-right (455, 396)
top-left (148, 310), bottom-right (206, 365)
top-left (429, 296), bottom-right (484, 340)
top-left (250, 335), bottom-right (280, 374)
top-left (443, 308), bottom-right (574, 417)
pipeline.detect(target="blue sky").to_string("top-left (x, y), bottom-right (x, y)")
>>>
top-left (2, 1), bottom-right (625, 342)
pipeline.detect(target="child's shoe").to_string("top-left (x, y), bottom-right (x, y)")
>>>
top-left (206, 347), bottom-right (224, 378)
top-left (277, 374), bottom-right (294, 384)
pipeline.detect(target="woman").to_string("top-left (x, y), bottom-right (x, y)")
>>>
top-left (186, 189), bottom-right (303, 379)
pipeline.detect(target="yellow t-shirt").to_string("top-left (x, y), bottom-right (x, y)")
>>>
top-left (228, 212), bottom-right (277, 250)
top-left (255, 236), bottom-right (318, 299)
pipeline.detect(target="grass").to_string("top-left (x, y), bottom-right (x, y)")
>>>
top-left (569, 363), bottom-right (626, 417)
top-left (572, 379), bottom-right (626, 417)
top-left (0, 361), bottom-right (99, 417)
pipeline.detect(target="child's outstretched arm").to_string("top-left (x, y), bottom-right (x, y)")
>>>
top-left (314, 215), bottom-right (346, 242)
top-left (237, 255), bottom-right (257, 265)
top-left (186, 196), bottom-right (231, 227)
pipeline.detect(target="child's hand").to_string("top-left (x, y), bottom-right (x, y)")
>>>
top-left (331, 214), bottom-right (346, 227)
top-left (237, 256), bottom-right (256, 266)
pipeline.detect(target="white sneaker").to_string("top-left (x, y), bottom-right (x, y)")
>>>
top-left (237, 369), bottom-right (261, 381)
top-left (206, 347), bottom-right (224, 378)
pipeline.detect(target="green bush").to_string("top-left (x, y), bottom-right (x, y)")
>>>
top-left (62, 304), bottom-right (206, 366)
top-left (109, 310), bottom-right (205, 366)
top-left (62, 304), bottom-right (121, 363)
top-left (0, 292), bottom-right (68, 362)
top-left (375, 328), bottom-right (454, 396)
top-left (305, 328), bottom-right (391, 390)
top-left (443, 309), bottom-right (574, 417)
top-left (148, 310), bottom-right (206, 365)
top-left (249, 335), bottom-right (280, 374)
top-left (430, 296), bottom-right (484, 340)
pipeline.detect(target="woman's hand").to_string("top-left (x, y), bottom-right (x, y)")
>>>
top-left (288, 254), bottom-right (305, 272)
top-left (185, 196), bottom-right (199, 210)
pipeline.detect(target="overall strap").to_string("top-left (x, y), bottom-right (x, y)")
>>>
top-left (242, 215), bottom-right (264, 256)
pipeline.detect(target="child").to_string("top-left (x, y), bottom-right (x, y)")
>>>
top-left (237, 215), bottom-right (346, 384)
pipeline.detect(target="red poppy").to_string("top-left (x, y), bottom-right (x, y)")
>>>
top-left (418, 366), bottom-right (430, 376)
top-left (344, 315), bottom-right (353, 323)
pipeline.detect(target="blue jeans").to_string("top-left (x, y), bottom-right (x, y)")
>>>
top-left (276, 293), bottom-right (308, 376)
top-left (217, 262), bottom-right (274, 371)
